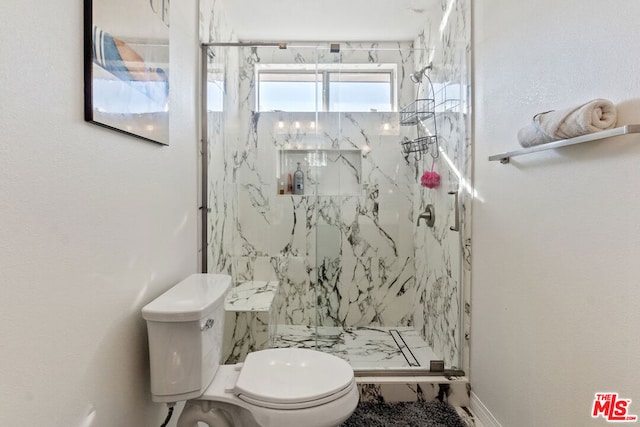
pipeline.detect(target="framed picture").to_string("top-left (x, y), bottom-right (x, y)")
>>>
top-left (84, 0), bottom-right (170, 145)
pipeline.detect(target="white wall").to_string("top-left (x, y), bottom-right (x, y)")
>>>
top-left (0, 1), bottom-right (198, 426)
top-left (472, 1), bottom-right (640, 425)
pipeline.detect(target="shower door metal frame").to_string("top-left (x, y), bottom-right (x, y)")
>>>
top-left (200, 45), bottom-right (209, 272)
top-left (198, 42), bottom-right (467, 377)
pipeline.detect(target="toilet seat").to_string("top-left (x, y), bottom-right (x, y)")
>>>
top-left (232, 348), bottom-right (355, 409)
top-left (236, 378), bottom-right (356, 410)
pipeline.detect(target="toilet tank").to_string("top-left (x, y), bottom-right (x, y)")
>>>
top-left (142, 274), bottom-right (231, 403)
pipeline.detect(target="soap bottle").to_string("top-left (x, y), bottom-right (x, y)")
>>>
top-left (293, 162), bottom-right (304, 195)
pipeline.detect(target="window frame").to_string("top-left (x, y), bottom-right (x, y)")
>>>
top-left (256, 64), bottom-right (397, 113)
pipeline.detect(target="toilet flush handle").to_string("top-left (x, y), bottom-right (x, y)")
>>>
top-left (201, 318), bottom-right (215, 331)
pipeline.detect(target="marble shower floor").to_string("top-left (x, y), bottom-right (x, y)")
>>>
top-left (271, 325), bottom-right (441, 370)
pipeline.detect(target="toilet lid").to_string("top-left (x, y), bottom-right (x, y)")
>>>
top-left (234, 348), bottom-right (354, 406)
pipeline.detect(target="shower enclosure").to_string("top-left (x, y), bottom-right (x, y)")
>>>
top-left (202, 41), bottom-right (470, 375)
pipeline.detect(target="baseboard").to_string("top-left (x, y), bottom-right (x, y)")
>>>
top-left (470, 392), bottom-right (502, 427)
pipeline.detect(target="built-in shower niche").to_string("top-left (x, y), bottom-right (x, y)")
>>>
top-left (277, 149), bottom-right (362, 196)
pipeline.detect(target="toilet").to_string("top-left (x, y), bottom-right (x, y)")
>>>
top-left (141, 274), bottom-right (359, 427)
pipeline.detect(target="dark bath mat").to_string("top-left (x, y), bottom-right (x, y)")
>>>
top-left (341, 400), bottom-right (467, 427)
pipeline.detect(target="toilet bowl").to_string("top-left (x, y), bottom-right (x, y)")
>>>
top-left (142, 274), bottom-right (358, 427)
top-left (178, 348), bottom-right (359, 427)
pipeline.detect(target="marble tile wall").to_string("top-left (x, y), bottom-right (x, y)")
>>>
top-left (222, 44), bottom-right (421, 332)
top-left (357, 378), bottom-right (470, 407)
top-left (202, 1), bottom-right (472, 372)
top-left (411, 0), bottom-right (472, 371)
top-left (222, 280), bottom-right (282, 363)
top-left (202, 0), bottom-right (237, 278)
top-left (199, 0), bottom-right (234, 43)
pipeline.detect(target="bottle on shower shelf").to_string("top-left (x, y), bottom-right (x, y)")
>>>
top-left (293, 162), bottom-right (304, 195)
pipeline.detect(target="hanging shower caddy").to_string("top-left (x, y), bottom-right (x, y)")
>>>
top-left (400, 98), bottom-right (435, 126)
top-left (400, 134), bottom-right (437, 156)
top-left (399, 67), bottom-right (439, 161)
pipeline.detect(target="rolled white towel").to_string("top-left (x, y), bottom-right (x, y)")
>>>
top-left (517, 99), bottom-right (617, 147)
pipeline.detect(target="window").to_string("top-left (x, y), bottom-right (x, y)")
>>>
top-left (328, 72), bottom-right (393, 112)
top-left (257, 65), bottom-right (396, 113)
top-left (258, 72), bottom-right (323, 112)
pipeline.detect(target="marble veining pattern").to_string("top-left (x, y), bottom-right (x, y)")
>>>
top-left (202, 0), bottom-right (472, 373)
top-left (411, 0), bottom-right (471, 371)
top-left (225, 44), bottom-right (420, 335)
top-left (225, 280), bottom-right (279, 312)
top-left (222, 281), bottom-right (282, 364)
top-left (271, 325), bottom-right (441, 370)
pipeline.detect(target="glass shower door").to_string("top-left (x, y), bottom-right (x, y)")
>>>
top-left (411, 46), bottom-right (468, 373)
top-left (204, 42), bottom-right (467, 374)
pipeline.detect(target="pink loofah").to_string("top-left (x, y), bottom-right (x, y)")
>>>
top-left (421, 170), bottom-right (441, 188)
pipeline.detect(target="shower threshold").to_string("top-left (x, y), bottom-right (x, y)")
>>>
top-left (271, 325), bottom-right (443, 372)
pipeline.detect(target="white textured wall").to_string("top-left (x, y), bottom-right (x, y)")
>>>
top-left (0, 1), bottom-right (198, 426)
top-left (472, 1), bottom-right (640, 425)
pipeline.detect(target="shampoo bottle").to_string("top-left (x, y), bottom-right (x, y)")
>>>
top-left (293, 162), bottom-right (304, 195)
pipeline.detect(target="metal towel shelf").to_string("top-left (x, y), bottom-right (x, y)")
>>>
top-left (489, 124), bottom-right (640, 164)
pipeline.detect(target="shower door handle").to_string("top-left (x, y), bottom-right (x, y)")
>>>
top-left (448, 190), bottom-right (460, 232)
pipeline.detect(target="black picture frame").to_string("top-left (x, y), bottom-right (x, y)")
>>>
top-left (84, 0), bottom-right (170, 145)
